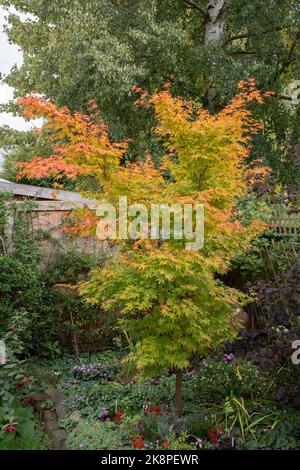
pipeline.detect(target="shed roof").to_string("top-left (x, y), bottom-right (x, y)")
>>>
top-left (0, 179), bottom-right (96, 203)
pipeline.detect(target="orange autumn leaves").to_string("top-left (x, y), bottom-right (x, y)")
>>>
top-left (16, 95), bottom-right (127, 185)
top-left (148, 80), bottom-right (272, 202)
top-left (16, 80), bottom-right (271, 246)
top-left (61, 209), bottom-right (100, 237)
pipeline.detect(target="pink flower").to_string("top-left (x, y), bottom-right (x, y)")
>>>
top-left (224, 353), bottom-right (235, 362)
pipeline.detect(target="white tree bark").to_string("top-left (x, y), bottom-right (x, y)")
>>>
top-left (205, 0), bottom-right (225, 45)
top-left (204, 1), bottom-right (226, 107)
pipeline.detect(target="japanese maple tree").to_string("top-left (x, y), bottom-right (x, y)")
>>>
top-left (17, 81), bottom-right (270, 415)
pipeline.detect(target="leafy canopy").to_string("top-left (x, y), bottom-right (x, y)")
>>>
top-left (1, 0), bottom-right (300, 185)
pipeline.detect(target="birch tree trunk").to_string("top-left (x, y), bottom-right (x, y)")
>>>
top-left (204, 1), bottom-right (226, 108)
top-left (205, 0), bottom-right (225, 44)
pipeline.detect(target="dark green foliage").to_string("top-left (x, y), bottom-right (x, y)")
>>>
top-left (0, 310), bottom-right (44, 448)
top-left (0, 194), bottom-right (114, 356)
top-left (63, 375), bottom-right (176, 418)
top-left (0, 126), bottom-right (54, 183)
top-left (43, 351), bottom-right (267, 418)
top-left (0, 405), bottom-right (45, 449)
top-left (238, 413), bottom-right (300, 450)
top-left (2, 0), bottom-right (300, 186)
top-left (0, 310), bottom-right (33, 414)
top-left (0, 254), bottom-right (42, 332)
top-left (0, 431), bottom-right (46, 450)
top-left (43, 248), bottom-right (101, 285)
top-left (0, 193), bottom-right (43, 339)
top-left (45, 351), bottom-right (175, 416)
top-left (42, 253), bottom-right (113, 355)
top-left (230, 230), bottom-right (300, 284)
top-left (187, 412), bottom-right (217, 437)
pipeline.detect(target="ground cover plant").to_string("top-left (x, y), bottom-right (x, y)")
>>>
top-left (32, 348), bottom-right (300, 450)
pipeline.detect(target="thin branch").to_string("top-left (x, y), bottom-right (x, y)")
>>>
top-left (277, 94), bottom-right (293, 101)
top-left (223, 24), bottom-right (295, 46)
top-left (287, 30), bottom-right (300, 61)
top-left (226, 51), bottom-right (263, 56)
top-left (183, 0), bottom-right (208, 19)
top-left (225, 50), bottom-right (277, 57)
top-left (197, 165), bottom-right (209, 190)
top-left (273, 29), bottom-right (300, 81)
top-left (261, 93), bottom-right (298, 105)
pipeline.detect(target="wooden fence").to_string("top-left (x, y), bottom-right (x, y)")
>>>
top-left (271, 210), bottom-right (300, 238)
top-left (14, 199), bottom-right (109, 265)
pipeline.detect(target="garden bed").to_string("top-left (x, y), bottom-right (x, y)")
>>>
top-left (31, 350), bottom-right (300, 451)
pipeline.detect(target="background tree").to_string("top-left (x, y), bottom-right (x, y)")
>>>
top-left (1, 0), bottom-right (300, 187)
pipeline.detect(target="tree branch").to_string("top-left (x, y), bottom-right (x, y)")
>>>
top-left (225, 51), bottom-right (264, 56)
top-left (197, 165), bottom-right (209, 189)
top-left (277, 94), bottom-right (293, 101)
top-left (183, 0), bottom-right (208, 19)
top-left (273, 29), bottom-right (300, 81)
top-left (223, 24), bottom-right (295, 46)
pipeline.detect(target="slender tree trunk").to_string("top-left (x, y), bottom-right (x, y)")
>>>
top-left (175, 369), bottom-right (183, 417)
top-left (205, 0), bottom-right (225, 45)
top-left (204, 1), bottom-right (226, 109)
top-left (70, 311), bottom-right (79, 356)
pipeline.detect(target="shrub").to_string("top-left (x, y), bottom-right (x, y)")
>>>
top-left (42, 247), bottom-right (101, 285)
top-left (0, 406), bottom-right (44, 449)
top-left (0, 310), bottom-right (34, 415)
top-left (0, 193), bottom-right (115, 356)
top-left (0, 194), bottom-right (43, 340)
top-left (187, 412), bottom-right (218, 437)
top-left (0, 432), bottom-right (46, 450)
top-left (0, 310), bottom-right (43, 447)
top-left (229, 229), bottom-right (299, 284)
top-left (249, 262), bottom-right (300, 328)
top-left (194, 359), bottom-right (268, 402)
top-left (40, 248), bottom-right (114, 355)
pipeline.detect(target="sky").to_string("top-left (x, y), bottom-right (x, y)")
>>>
top-left (0, 6), bottom-right (30, 130)
top-left (0, 6), bottom-right (40, 169)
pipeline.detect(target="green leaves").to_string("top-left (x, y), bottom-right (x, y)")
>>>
top-left (1, 0), bottom-right (300, 188)
top-left (82, 247), bottom-right (240, 375)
